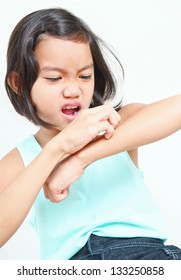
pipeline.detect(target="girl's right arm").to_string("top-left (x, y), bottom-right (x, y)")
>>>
top-left (0, 105), bottom-right (120, 247)
top-left (0, 143), bottom-right (65, 247)
top-left (44, 93), bottom-right (181, 202)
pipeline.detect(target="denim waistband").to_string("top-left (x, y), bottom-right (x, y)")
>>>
top-left (87, 234), bottom-right (164, 254)
top-left (70, 234), bottom-right (164, 259)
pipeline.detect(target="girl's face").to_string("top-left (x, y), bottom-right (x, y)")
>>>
top-left (31, 35), bottom-right (94, 132)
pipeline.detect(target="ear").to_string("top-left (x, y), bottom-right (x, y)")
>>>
top-left (7, 71), bottom-right (19, 94)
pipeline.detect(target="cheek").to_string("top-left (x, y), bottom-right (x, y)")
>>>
top-left (30, 82), bottom-right (56, 114)
top-left (85, 81), bottom-right (95, 101)
top-left (31, 80), bottom-right (42, 105)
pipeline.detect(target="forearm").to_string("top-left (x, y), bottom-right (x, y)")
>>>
top-left (33, 94), bottom-right (181, 203)
top-left (0, 104), bottom-right (121, 222)
top-left (0, 141), bottom-right (67, 247)
top-left (78, 94), bottom-right (181, 166)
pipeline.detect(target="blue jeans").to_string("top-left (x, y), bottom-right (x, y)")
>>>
top-left (70, 234), bottom-right (181, 260)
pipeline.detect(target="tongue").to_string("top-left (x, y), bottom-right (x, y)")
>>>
top-left (62, 108), bottom-right (75, 115)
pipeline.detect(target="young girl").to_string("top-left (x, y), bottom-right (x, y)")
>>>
top-left (0, 7), bottom-right (181, 260)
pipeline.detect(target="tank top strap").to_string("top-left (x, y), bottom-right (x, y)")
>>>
top-left (16, 134), bottom-right (42, 167)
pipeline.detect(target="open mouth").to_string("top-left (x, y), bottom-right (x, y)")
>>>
top-left (61, 104), bottom-right (81, 119)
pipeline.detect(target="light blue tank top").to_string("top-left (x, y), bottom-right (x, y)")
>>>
top-left (17, 134), bottom-right (167, 259)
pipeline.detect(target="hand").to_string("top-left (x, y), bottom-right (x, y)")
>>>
top-left (55, 104), bottom-right (121, 155)
top-left (43, 154), bottom-right (85, 203)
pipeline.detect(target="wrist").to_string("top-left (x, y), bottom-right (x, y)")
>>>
top-left (76, 141), bottom-right (98, 168)
top-left (44, 136), bottom-right (70, 163)
top-left (72, 151), bottom-right (88, 170)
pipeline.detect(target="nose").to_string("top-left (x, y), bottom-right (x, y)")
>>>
top-left (63, 84), bottom-right (81, 99)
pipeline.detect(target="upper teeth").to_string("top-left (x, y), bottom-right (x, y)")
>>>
top-left (64, 106), bottom-right (78, 109)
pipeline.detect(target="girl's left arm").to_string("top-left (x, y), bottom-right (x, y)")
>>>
top-left (44, 94), bottom-right (181, 202)
top-left (79, 93), bottom-right (181, 165)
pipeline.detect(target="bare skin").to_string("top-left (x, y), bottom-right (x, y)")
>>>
top-left (0, 37), bottom-right (121, 246)
top-left (44, 94), bottom-right (181, 202)
top-left (0, 33), bottom-right (181, 248)
top-left (0, 94), bottom-right (181, 246)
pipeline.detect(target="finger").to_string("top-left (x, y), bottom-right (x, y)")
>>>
top-left (49, 193), bottom-right (66, 203)
top-left (88, 104), bottom-right (114, 121)
top-left (96, 121), bottom-right (115, 139)
top-left (62, 187), bottom-right (70, 197)
top-left (49, 187), bottom-right (70, 203)
top-left (95, 106), bottom-right (121, 129)
top-left (101, 107), bottom-right (121, 126)
top-left (107, 113), bottom-right (121, 128)
top-left (104, 124), bottom-right (115, 139)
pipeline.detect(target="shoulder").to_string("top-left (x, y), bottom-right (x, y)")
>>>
top-left (118, 103), bottom-right (147, 122)
top-left (0, 148), bottom-right (24, 193)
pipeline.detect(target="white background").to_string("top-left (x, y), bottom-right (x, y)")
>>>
top-left (0, 0), bottom-right (181, 259)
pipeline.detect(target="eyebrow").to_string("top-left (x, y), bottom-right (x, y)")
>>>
top-left (40, 63), bottom-right (94, 73)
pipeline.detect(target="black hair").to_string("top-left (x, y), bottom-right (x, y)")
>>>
top-left (5, 7), bottom-right (124, 127)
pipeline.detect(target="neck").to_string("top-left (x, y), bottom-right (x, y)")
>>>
top-left (34, 126), bottom-right (60, 148)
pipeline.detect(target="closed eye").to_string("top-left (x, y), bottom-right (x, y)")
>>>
top-left (79, 75), bottom-right (92, 80)
top-left (45, 77), bottom-right (62, 82)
